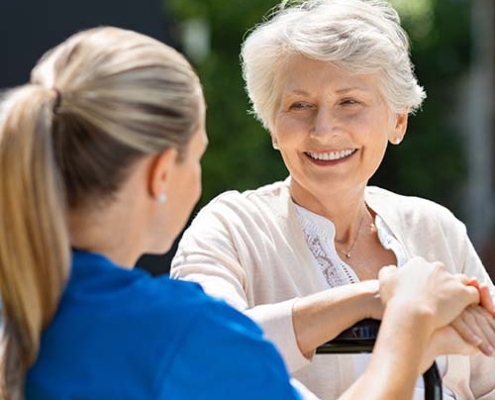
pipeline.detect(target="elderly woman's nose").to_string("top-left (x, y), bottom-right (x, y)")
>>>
top-left (310, 109), bottom-right (341, 137)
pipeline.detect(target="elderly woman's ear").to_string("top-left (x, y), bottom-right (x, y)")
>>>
top-left (389, 112), bottom-right (409, 145)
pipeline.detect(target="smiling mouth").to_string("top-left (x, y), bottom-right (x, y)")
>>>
top-left (305, 149), bottom-right (357, 161)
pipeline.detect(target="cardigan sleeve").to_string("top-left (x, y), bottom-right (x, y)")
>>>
top-left (459, 224), bottom-right (495, 298)
top-left (458, 226), bottom-right (495, 398)
top-left (467, 353), bottom-right (495, 399)
top-left (171, 194), bottom-right (311, 372)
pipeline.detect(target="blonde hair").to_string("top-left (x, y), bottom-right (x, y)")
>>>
top-left (241, 0), bottom-right (426, 129)
top-left (0, 27), bottom-right (202, 399)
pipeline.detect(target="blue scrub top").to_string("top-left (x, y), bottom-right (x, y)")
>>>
top-left (26, 250), bottom-right (301, 399)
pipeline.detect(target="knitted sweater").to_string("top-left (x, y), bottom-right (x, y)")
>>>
top-left (172, 180), bottom-right (495, 400)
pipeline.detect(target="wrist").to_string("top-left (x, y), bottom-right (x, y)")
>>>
top-left (384, 300), bottom-right (436, 337)
top-left (357, 280), bottom-right (382, 320)
top-left (370, 301), bottom-right (435, 381)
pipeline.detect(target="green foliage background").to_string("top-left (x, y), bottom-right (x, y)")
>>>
top-left (168, 0), bottom-right (471, 214)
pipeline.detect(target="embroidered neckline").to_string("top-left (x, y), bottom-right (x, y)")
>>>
top-left (293, 203), bottom-right (407, 287)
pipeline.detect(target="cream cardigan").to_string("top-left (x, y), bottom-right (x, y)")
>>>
top-left (171, 180), bottom-right (495, 400)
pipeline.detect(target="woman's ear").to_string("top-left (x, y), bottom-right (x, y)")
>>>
top-left (389, 112), bottom-right (409, 145)
top-left (271, 134), bottom-right (279, 150)
top-left (148, 148), bottom-right (179, 201)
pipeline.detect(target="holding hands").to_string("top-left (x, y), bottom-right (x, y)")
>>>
top-left (378, 258), bottom-right (495, 367)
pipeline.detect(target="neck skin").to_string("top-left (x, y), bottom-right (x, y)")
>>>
top-left (290, 180), bottom-right (369, 245)
top-left (68, 159), bottom-right (153, 269)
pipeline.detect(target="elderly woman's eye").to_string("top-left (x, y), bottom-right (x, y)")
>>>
top-left (290, 101), bottom-right (312, 110)
top-left (340, 98), bottom-right (359, 106)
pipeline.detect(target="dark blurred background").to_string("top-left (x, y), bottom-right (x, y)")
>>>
top-left (2, 0), bottom-right (494, 278)
top-left (0, 0), bottom-right (179, 274)
top-left (0, 0), bottom-right (176, 86)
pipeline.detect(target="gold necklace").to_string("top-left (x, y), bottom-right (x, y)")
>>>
top-left (336, 209), bottom-right (366, 259)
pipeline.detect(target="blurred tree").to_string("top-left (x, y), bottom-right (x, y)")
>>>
top-left (168, 0), bottom-right (471, 215)
top-left (168, 0), bottom-right (285, 206)
top-left (379, 0), bottom-right (471, 214)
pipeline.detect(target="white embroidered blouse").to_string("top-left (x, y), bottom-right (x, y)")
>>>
top-left (295, 203), bottom-right (456, 400)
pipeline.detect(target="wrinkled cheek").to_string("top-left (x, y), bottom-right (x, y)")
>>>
top-left (273, 116), bottom-right (299, 140)
top-left (277, 121), bottom-right (304, 141)
top-left (278, 150), bottom-right (302, 178)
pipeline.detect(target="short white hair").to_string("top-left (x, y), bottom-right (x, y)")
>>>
top-left (241, 0), bottom-right (426, 129)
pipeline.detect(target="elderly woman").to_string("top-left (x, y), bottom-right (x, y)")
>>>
top-left (171, 0), bottom-right (495, 399)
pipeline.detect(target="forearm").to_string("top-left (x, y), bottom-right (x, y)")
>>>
top-left (339, 302), bottom-right (434, 400)
top-left (245, 281), bottom-right (381, 371)
top-left (245, 299), bottom-right (311, 371)
top-left (292, 280), bottom-right (380, 357)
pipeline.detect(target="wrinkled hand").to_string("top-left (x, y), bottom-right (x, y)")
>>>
top-left (451, 304), bottom-right (495, 357)
top-left (420, 325), bottom-right (479, 373)
top-left (379, 258), bottom-right (480, 330)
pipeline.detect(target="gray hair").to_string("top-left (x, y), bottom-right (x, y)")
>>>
top-left (241, 0), bottom-right (426, 129)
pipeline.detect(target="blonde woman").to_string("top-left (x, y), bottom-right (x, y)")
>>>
top-left (0, 26), bottom-right (487, 400)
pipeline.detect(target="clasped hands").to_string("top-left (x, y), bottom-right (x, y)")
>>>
top-left (376, 258), bottom-right (495, 368)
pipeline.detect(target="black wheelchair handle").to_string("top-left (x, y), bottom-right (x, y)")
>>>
top-left (316, 319), bottom-right (442, 400)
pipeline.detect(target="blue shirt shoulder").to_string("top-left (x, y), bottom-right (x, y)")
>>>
top-left (26, 250), bottom-right (300, 400)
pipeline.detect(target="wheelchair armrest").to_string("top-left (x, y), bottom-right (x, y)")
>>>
top-left (315, 319), bottom-right (442, 400)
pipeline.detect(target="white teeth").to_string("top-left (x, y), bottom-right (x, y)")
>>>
top-left (307, 149), bottom-right (355, 161)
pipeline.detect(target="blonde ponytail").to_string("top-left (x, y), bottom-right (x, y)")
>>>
top-left (0, 26), bottom-right (203, 399)
top-left (0, 85), bottom-right (70, 399)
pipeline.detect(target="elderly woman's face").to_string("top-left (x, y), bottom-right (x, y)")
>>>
top-left (271, 55), bottom-right (407, 204)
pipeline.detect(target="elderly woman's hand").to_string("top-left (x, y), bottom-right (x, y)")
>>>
top-left (447, 278), bottom-right (495, 357)
top-left (419, 325), bottom-right (480, 373)
top-left (451, 305), bottom-right (495, 357)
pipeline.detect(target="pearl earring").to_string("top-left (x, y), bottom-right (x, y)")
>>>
top-left (393, 137), bottom-right (402, 145)
top-left (157, 193), bottom-right (167, 203)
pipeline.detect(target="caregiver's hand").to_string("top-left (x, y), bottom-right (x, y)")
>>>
top-left (466, 279), bottom-right (495, 316)
top-left (378, 258), bottom-right (480, 331)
